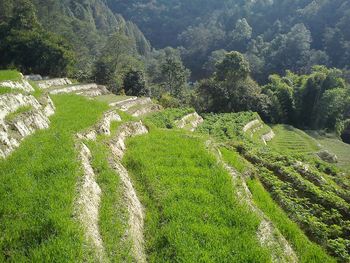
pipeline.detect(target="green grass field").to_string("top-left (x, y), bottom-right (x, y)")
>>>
top-left (269, 125), bottom-right (320, 155)
top-left (247, 178), bottom-right (336, 263)
top-left (307, 132), bottom-right (350, 171)
top-left (123, 129), bottom-right (272, 262)
top-left (95, 94), bottom-right (132, 104)
top-left (86, 138), bottom-right (133, 262)
top-left (144, 108), bottom-right (194, 129)
top-left (220, 148), bottom-right (335, 262)
top-left (0, 70), bottom-right (22, 82)
top-left (0, 95), bottom-right (108, 262)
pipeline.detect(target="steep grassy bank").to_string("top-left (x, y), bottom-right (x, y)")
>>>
top-left (0, 95), bottom-right (107, 262)
top-left (220, 148), bottom-right (335, 262)
top-left (269, 125), bottom-right (320, 155)
top-left (86, 139), bottom-right (133, 262)
top-left (123, 128), bottom-right (271, 262)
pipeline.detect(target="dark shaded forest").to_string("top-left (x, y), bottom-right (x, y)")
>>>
top-left (108, 0), bottom-right (350, 82)
top-left (0, 0), bottom-right (349, 136)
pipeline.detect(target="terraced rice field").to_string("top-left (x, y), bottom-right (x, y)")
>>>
top-left (308, 132), bottom-right (350, 171)
top-left (95, 94), bottom-right (132, 104)
top-left (269, 125), bottom-right (320, 155)
top-left (123, 129), bottom-right (271, 262)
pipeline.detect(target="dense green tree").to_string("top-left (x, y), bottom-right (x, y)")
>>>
top-left (107, 0), bottom-right (350, 83)
top-left (0, 0), bottom-right (74, 76)
top-left (160, 56), bottom-right (190, 101)
top-left (263, 75), bottom-right (296, 123)
top-left (319, 88), bottom-right (350, 129)
top-left (228, 18), bottom-right (252, 52)
top-left (123, 69), bottom-right (149, 96)
top-left (203, 49), bottom-right (227, 76)
top-left (196, 51), bottom-right (267, 114)
top-left (215, 51), bottom-right (250, 82)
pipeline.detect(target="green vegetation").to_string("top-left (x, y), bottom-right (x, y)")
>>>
top-left (95, 94), bottom-right (132, 104)
top-left (247, 178), bottom-right (336, 263)
top-left (197, 111), bottom-right (350, 261)
top-left (0, 87), bottom-right (22, 95)
top-left (197, 112), bottom-right (258, 141)
top-left (109, 0), bottom-right (350, 83)
top-left (0, 1), bottom-right (75, 76)
top-left (144, 108), bottom-right (194, 129)
top-left (269, 125), bottom-right (320, 155)
top-left (0, 70), bottom-right (21, 81)
top-left (123, 129), bottom-right (271, 262)
top-left (308, 132), bottom-right (350, 171)
top-left (29, 80), bottom-right (43, 98)
top-left (5, 105), bottom-right (33, 122)
top-left (221, 147), bottom-right (335, 262)
top-left (0, 95), bottom-right (108, 261)
top-left (86, 138), bottom-right (132, 262)
top-left (240, 148), bottom-right (350, 261)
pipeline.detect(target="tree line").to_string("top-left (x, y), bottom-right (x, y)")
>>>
top-left (0, 0), bottom-right (349, 136)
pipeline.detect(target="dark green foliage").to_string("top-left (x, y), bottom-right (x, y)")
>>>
top-left (0, 0), bottom-right (74, 76)
top-left (107, 0), bottom-right (350, 82)
top-left (195, 52), bottom-right (268, 115)
top-left (160, 56), bottom-right (190, 100)
top-left (263, 66), bottom-right (350, 131)
top-left (215, 51), bottom-right (250, 82)
top-left (123, 69), bottom-right (149, 96)
top-left (93, 31), bottom-right (145, 91)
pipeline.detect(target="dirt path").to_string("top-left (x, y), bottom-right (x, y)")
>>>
top-left (76, 143), bottom-right (105, 261)
top-left (109, 121), bottom-right (148, 263)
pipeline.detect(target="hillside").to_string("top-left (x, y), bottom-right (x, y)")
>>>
top-left (0, 0), bottom-right (151, 77)
top-left (1, 0), bottom-right (350, 262)
top-left (107, 0), bottom-right (350, 81)
top-left (0, 70), bottom-right (349, 262)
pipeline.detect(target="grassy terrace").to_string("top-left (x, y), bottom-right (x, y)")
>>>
top-left (269, 125), bottom-right (320, 155)
top-left (308, 132), bottom-right (350, 171)
top-left (123, 128), bottom-right (271, 262)
top-left (86, 139), bottom-right (132, 262)
top-left (95, 94), bottom-right (132, 104)
top-left (221, 148), bottom-right (335, 263)
top-left (144, 108), bottom-right (194, 129)
top-left (0, 95), bottom-right (108, 262)
top-left (0, 70), bottom-right (22, 82)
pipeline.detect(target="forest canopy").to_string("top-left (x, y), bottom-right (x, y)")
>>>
top-left (0, 0), bottom-right (349, 135)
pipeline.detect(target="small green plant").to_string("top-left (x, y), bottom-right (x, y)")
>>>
top-left (5, 105), bottom-right (33, 122)
top-left (0, 86), bottom-right (22, 95)
top-left (144, 108), bottom-right (194, 129)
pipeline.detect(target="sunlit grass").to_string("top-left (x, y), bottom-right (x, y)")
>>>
top-left (0, 70), bottom-right (22, 82)
top-left (123, 129), bottom-right (271, 262)
top-left (0, 94), bottom-right (108, 262)
top-left (5, 105), bottom-right (33, 122)
top-left (269, 125), bottom-right (320, 155)
top-left (86, 138), bottom-right (133, 262)
top-left (221, 148), bottom-right (335, 263)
